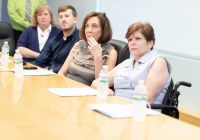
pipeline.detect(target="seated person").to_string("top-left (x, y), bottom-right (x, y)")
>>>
top-left (58, 12), bottom-right (117, 86)
top-left (31, 5), bottom-right (80, 73)
top-left (17, 4), bottom-right (61, 62)
top-left (91, 22), bottom-right (172, 104)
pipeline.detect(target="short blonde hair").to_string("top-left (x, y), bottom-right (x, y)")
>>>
top-left (31, 4), bottom-right (57, 28)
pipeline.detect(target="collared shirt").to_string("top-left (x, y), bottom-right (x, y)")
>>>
top-left (31, 27), bottom-right (80, 73)
top-left (114, 49), bottom-right (172, 104)
top-left (37, 25), bottom-right (52, 51)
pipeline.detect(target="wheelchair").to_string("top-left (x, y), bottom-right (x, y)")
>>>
top-left (151, 79), bottom-right (192, 119)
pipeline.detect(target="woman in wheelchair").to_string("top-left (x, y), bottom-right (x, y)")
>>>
top-left (91, 22), bottom-right (172, 105)
top-left (58, 12), bottom-right (117, 86)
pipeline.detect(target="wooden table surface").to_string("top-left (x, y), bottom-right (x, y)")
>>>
top-left (0, 58), bottom-right (199, 140)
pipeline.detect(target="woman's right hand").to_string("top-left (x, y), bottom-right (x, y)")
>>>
top-left (108, 88), bottom-right (114, 96)
top-left (87, 36), bottom-right (102, 58)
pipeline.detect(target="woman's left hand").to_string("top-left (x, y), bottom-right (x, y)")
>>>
top-left (87, 36), bottom-right (102, 58)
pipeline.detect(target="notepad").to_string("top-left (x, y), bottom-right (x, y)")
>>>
top-left (0, 67), bottom-right (10, 71)
top-left (47, 87), bottom-right (97, 97)
top-left (11, 69), bottom-right (56, 76)
top-left (88, 104), bottom-right (161, 119)
top-left (0, 58), bottom-right (13, 63)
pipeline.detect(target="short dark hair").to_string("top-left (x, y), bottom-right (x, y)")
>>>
top-left (125, 22), bottom-right (155, 49)
top-left (58, 5), bottom-right (77, 17)
top-left (79, 12), bottom-right (112, 44)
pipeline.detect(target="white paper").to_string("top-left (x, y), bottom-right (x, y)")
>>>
top-left (0, 66), bottom-right (6, 69)
top-left (0, 66), bottom-right (10, 71)
top-left (11, 69), bottom-right (56, 76)
top-left (0, 58), bottom-right (13, 63)
top-left (3, 68), bottom-right (10, 71)
top-left (0, 68), bottom-right (10, 71)
top-left (47, 87), bottom-right (97, 97)
top-left (88, 104), bottom-right (161, 119)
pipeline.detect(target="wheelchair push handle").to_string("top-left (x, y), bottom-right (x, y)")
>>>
top-left (175, 81), bottom-right (192, 87)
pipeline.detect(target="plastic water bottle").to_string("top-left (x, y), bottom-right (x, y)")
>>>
top-left (132, 80), bottom-right (147, 121)
top-left (14, 50), bottom-right (23, 77)
top-left (97, 65), bottom-right (109, 99)
top-left (1, 41), bottom-right (9, 67)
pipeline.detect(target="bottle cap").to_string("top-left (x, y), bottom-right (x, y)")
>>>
top-left (15, 49), bottom-right (19, 53)
top-left (138, 80), bottom-right (145, 84)
top-left (4, 41), bottom-right (8, 45)
top-left (103, 65), bottom-right (108, 69)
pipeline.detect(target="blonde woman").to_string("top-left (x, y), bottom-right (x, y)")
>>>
top-left (17, 4), bottom-right (61, 62)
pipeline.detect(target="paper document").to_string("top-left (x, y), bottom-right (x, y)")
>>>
top-left (47, 87), bottom-right (97, 97)
top-left (88, 104), bottom-right (161, 119)
top-left (11, 69), bottom-right (56, 76)
top-left (0, 58), bottom-right (13, 63)
top-left (0, 67), bottom-right (10, 71)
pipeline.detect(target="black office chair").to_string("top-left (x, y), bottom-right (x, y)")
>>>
top-left (0, 22), bottom-right (15, 56)
top-left (108, 39), bottom-right (130, 65)
top-left (108, 39), bottom-right (130, 91)
top-left (151, 79), bottom-right (192, 119)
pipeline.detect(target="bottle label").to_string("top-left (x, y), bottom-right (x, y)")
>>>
top-left (2, 48), bottom-right (9, 54)
top-left (99, 75), bottom-right (109, 83)
top-left (14, 58), bottom-right (23, 64)
top-left (133, 93), bottom-right (147, 101)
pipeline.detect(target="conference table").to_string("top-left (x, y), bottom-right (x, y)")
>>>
top-left (0, 57), bottom-right (200, 140)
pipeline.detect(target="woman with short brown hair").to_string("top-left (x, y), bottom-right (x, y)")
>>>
top-left (58, 12), bottom-right (117, 86)
top-left (92, 22), bottom-right (172, 106)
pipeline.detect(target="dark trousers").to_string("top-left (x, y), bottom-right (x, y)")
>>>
top-left (13, 29), bottom-right (22, 49)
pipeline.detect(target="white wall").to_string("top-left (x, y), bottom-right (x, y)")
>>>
top-left (47, 0), bottom-right (96, 29)
top-left (99, 0), bottom-right (200, 58)
top-left (99, 0), bottom-right (200, 113)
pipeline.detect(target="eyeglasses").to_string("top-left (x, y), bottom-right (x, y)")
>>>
top-left (98, 12), bottom-right (106, 18)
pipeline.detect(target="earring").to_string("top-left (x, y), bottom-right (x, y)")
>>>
top-left (148, 48), bottom-right (150, 51)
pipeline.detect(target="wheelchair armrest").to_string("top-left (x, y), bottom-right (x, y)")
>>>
top-left (150, 104), bottom-right (179, 119)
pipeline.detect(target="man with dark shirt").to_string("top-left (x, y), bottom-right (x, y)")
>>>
top-left (31, 5), bottom-right (80, 73)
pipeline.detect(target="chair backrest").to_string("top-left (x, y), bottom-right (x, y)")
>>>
top-left (0, 22), bottom-right (15, 56)
top-left (162, 79), bottom-right (174, 106)
top-left (108, 39), bottom-right (130, 65)
top-left (161, 79), bottom-right (175, 115)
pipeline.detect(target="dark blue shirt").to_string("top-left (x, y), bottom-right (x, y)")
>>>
top-left (31, 27), bottom-right (80, 73)
top-left (17, 26), bottom-right (61, 62)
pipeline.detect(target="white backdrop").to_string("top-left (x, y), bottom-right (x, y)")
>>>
top-left (99, 0), bottom-right (200, 57)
